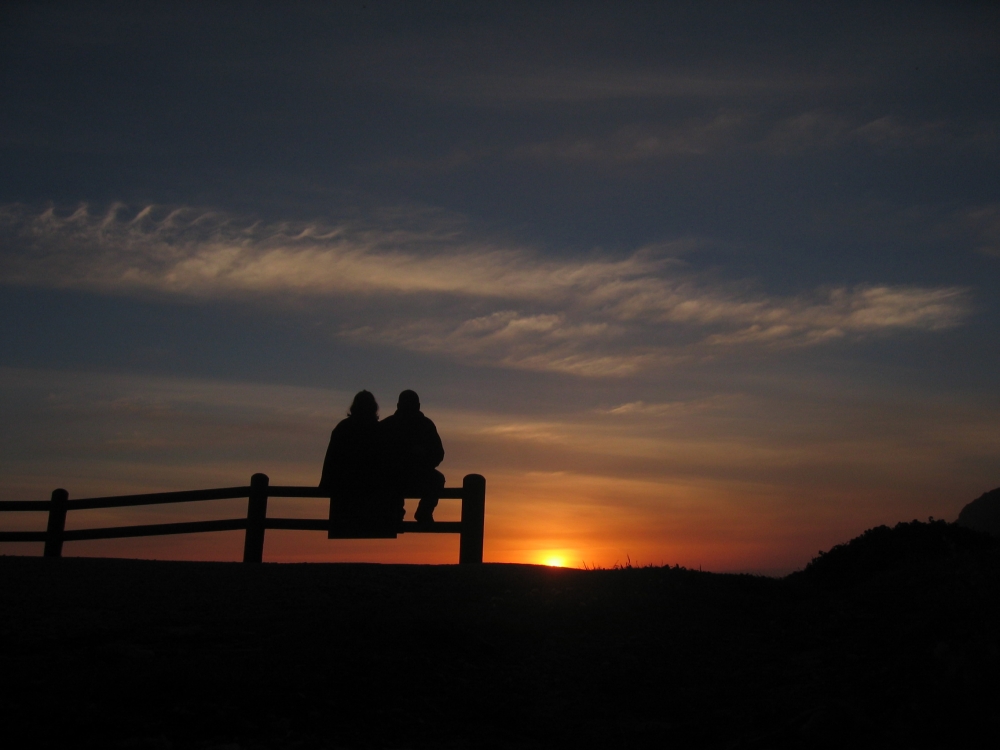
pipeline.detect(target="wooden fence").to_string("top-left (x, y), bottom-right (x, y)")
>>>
top-left (0, 473), bottom-right (486, 564)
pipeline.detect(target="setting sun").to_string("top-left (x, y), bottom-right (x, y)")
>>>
top-left (543, 556), bottom-right (566, 567)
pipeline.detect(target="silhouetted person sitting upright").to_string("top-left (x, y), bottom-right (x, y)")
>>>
top-left (320, 390), bottom-right (397, 532)
top-left (379, 390), bottom-right (445, 524)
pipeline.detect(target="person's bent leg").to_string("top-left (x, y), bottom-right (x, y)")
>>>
top-left (414, 469), bottom-right (446, 523)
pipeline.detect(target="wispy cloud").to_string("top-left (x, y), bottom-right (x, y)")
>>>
top-left (762, 111), bottom-right (995, 156)
top-left (0, 204), bottom-right (971, 376)
top-left (961, 203), bottom-right (1000, 257)
top-left (509, 114), bottom-right (752, 163)
top-left (510, 112), bottom-right (998, 165)
top-left (602, 395), bottom-right (744, 417)
top-left (418, 68), bottom-right (829, 105)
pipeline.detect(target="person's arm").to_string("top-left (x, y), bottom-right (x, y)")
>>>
top-left (425, 419), bottom-right (445, 468)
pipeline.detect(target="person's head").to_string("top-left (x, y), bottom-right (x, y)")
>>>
top-left (396, 389), bottom-right (420, 414)
top-left (348, 390), bottom-right (379, 419)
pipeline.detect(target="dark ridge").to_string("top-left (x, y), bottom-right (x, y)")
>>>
top-left (957, 487), bottom-right (1000, 536)
top-left (3, 526), bottom-right (1000, 749)
top-left (787, 519), bottom-right (999, 591)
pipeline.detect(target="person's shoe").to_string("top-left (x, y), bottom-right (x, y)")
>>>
top-left (414, 507), bottom-right (435, 524)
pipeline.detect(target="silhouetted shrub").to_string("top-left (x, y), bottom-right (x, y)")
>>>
top-left (789, 519), bottom-right (998, 590)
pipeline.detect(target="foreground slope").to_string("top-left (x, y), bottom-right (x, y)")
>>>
top-left (2, 522), bottom-right (998, 749)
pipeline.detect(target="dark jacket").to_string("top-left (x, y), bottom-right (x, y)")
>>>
top-left (319, 414), bottom-right (382, 495)
top-left (378, 409), bottom-right (444, 482)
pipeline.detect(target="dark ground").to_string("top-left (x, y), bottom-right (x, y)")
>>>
top-left (2, 521), bottom-right (999, 750)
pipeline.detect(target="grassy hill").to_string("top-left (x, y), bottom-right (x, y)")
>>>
top-left (2, 521), bottom-right (998, 749)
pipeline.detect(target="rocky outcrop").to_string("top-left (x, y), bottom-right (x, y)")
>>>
top-left (958, 487), bottom-right (1000, 536)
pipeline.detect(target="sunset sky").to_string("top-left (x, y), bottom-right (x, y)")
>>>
top-left (1, 2), bottom-right (998, 573)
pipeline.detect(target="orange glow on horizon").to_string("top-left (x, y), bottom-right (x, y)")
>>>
top-left (0, 467), bottom-right (962, 576)
top-left (0, 368), bottom-right (991, 577)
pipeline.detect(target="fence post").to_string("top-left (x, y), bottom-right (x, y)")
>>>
top-left (44, 488), bottom-right (69, 558)
top-left (459, 474), bottom-right (486, 565)
top-left (243, 473), bottom-right (269, 564)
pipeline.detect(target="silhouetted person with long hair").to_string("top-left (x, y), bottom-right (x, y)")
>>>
top-left (379, 390), bottom-right (445, 523)
top-left (320, 390), bottom-right (397, 531)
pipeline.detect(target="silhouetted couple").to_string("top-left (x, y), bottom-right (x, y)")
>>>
top-left (319, 390), bottom-right (445, 534)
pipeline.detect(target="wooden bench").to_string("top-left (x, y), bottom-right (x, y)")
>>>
top-left (0, 473), bottom-right (486, 564)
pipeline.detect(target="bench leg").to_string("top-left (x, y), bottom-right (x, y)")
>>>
top-left (459, 474), bottom-right (485, 564)
top-left (243, 473), bottom-right (269, 563)
top-left (44, 488), bottom-right (68, 558)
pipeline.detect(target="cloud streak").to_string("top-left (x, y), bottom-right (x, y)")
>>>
top-left (0, 204), bottom-right (971, 376)
top-left (419, 69), bottom-right (822, 105)
top-left (510, 112), bottom-right (998, 165)
top-left (962, 203), bottom-right (1000, 258)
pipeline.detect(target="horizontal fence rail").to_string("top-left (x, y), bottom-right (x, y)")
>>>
top-left (0, 473), bottom-right (486, 564)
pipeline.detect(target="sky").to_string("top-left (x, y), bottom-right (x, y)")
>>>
top-left (1, 1), bottom-right (998, 573)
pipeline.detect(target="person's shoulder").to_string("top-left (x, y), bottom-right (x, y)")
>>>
top-left (328, 418), bottom-right (351, 443)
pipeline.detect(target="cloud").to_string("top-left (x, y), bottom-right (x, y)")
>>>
top-left (339, 310), bottom-right (654, 377)
top-left (509, 114), bottom-right (752, 163)
top-left (510, 112), bottom-right (998, 165)
top-left (0, 204), bottom-right (971, 376)
top-left (418, 68), bottom-right (827, 105)
top-left (762, 111), bottom-right (991, 156)
top-left (602, 395), bottom-right (744, 417)
top-left (961, 203), bottom-right (1000, 257)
